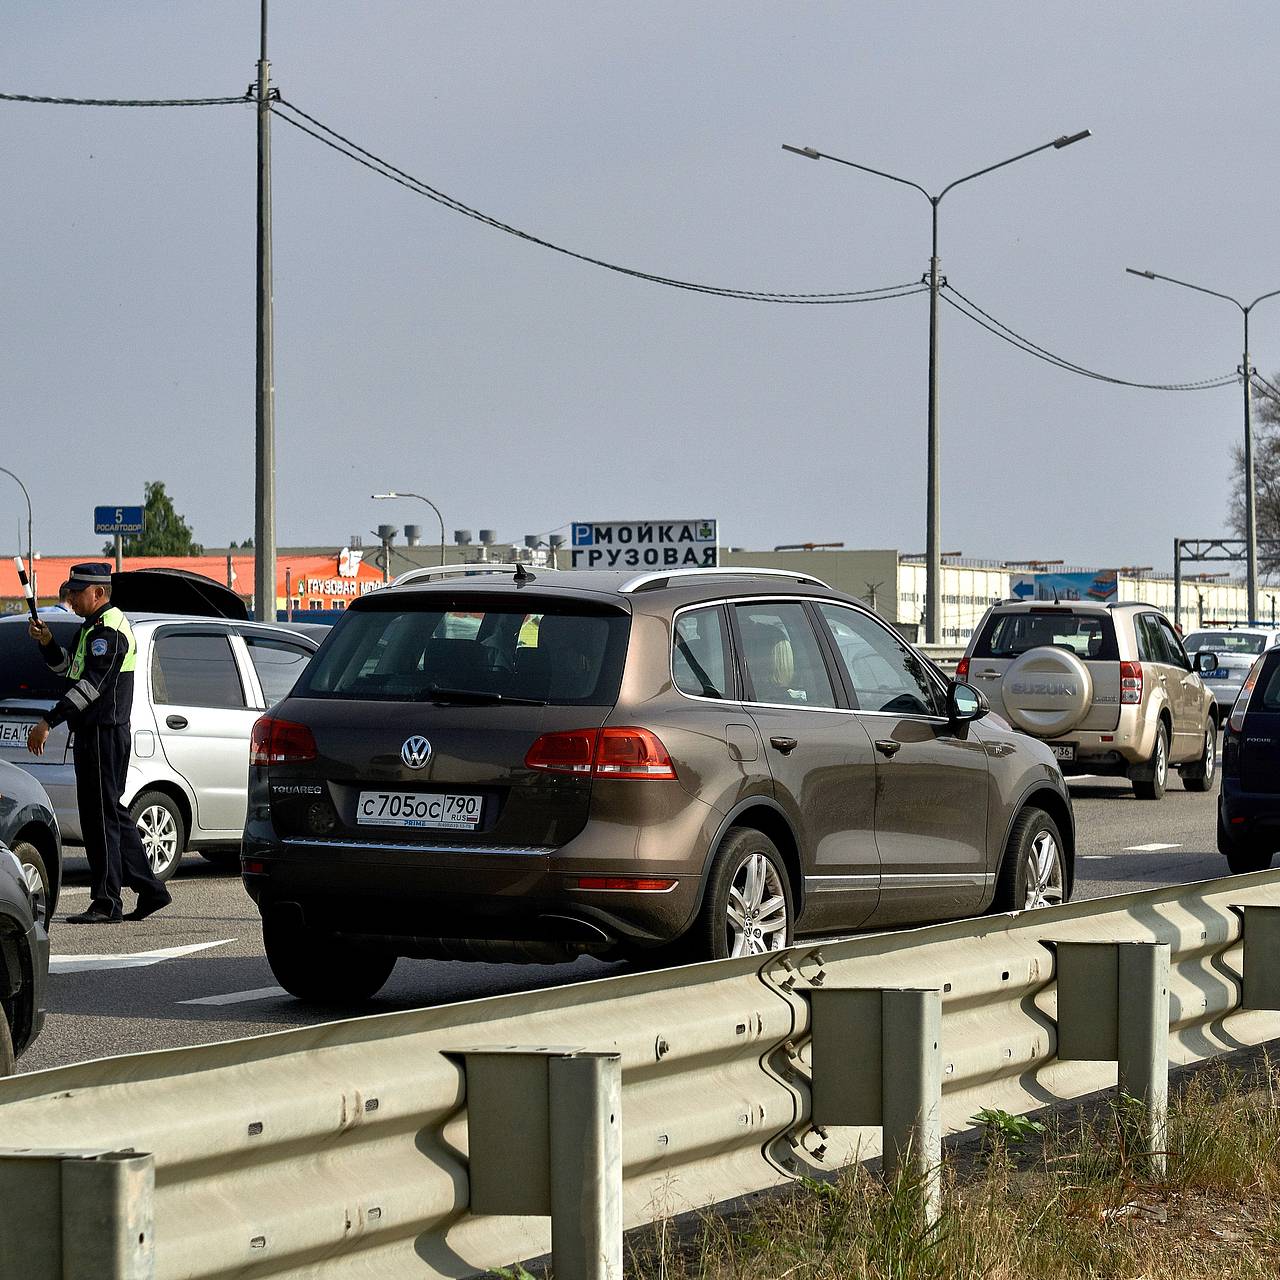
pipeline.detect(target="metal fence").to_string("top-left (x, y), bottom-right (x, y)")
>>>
top-left (2, 869), bottom-right (1280, 1279)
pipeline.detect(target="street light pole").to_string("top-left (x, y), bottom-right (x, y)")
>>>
top-left (372, 492), bottom-right (447, 567)
top-left (0, 466), bottom-right (34, 596)
top-left (1126, 269), bottom-right (1280, 622)
top-left (783, 130), bottom-right (1091, 644)
top-left (254, 0), bottom-right (277, 622)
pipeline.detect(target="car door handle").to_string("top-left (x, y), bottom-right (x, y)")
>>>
top-left (165, 715), bottom-right (189, 730)
top-left (874, 739), bottom-right (902, 758)
top-left (769, 736), bottom-right (798, 754)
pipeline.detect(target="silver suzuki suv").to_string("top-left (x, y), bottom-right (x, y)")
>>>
top-left (960, 600), bottom-right (1219, 799)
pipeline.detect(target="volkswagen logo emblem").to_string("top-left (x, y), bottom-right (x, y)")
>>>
top-left (401, 736), bottom-right (433, 770)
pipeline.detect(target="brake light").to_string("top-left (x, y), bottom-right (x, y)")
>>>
top-left (525, 726), bottom-right (677, 780)
top-left (956, 656), bottom-right (970, 680)
top-left (1120, 661), bottom-right (1143, 705)
top-left (1230, 658), bottom-right (1265, 733)
top-left (576, 877), bottom-right (677, 891)
top-left (250, 716), bottom-right (318, 766)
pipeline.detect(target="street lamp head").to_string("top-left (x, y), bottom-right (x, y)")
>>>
top-left (781, 144), bottom-right (821, 160)
top-left (371, 492), bottom-right (400, 500)
top-left (1053, 129), bottom-right (1091, 149)
top-left (1125, 268), bottom-right (1156, 280)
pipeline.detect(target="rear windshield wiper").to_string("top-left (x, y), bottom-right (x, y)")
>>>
top-left (418, 684), bottom-right (547, 706)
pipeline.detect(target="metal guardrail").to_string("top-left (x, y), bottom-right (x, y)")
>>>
top-left (2, 870), bottom-right (1279, 1279)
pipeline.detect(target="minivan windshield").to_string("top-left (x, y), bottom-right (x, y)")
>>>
top-left (293, 596), bottom-right (631, 706)
top-left (1183, 631), bottom-right (1268, 656)
top-left (973, 609), bottom-right (1119, 661)
top-left (0, 617), bottom-right (83, 700)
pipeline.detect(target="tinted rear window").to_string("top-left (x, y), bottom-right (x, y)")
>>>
top-left (0, 618), bottom-right (83, 700)
top-left (294, 596), bottom-right (630, 706)
top-left (1183, 631), bottom-right (1268, 656)
top-left (972, 609), bottom-right (1119, 661)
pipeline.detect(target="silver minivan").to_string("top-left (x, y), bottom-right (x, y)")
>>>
top-left (0, 609), bottom-right (320, 879)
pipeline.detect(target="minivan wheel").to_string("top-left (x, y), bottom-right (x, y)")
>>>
top-left (263, 917), bottom-right (397, 1003)
top-left (1181, 724), bottom-right (1217, 793)
top-left (129, 791), bottom-right (186, 881)
top-left (1132, 724), bottom-right (1169, 801)
top-left (991, 807), bottom-right (1067, 912)
top-left (11, 840), bottom-right (51, 926)
top-left (696, 828), bottom-right (793, 961)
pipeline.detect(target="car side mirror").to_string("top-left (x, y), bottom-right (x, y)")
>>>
top-left (1194, 651), bottom-right (1219, 675)
top-left (948, 680), bottom-right (989, 723)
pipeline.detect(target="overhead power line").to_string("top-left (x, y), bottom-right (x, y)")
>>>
top-left (0, 91), bottom-right (250, 107)
top-left (941, 284), bottom-right (1239, 392)
top-left (269, 98), bottom-right (926, 306)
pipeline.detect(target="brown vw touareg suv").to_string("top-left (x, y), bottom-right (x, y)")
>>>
top-left (242, 566), bottom-right (1075, 1001)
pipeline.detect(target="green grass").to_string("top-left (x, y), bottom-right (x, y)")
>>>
top-left (615, 1054), bottom-right (1280, 1280)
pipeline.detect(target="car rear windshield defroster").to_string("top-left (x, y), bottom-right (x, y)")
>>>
top-left (294, 594), bottom-right (630, 706)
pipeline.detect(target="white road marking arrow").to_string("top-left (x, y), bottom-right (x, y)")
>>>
top-left (178, 986), bottom-right (287, 1007)
top-left (51, 938), bottom-right (235, 974)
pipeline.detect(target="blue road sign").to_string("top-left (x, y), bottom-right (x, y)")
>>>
top-left (94, 505), bottom-right (145, 535)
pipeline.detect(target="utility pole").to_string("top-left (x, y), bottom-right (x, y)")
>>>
top-left (254, 0), bottom-right (277, 622)
top-left (1243, 310), bottom-right (1258, 620)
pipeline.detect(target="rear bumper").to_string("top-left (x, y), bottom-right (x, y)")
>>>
top-left (1219, 779), bottom-right (1280, 847)
top-left (1042, 712), bottom-right (1152, 768)
top-left (241, 800), bottom-right (721, 952)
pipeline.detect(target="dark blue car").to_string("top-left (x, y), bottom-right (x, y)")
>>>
top-left (1219, 646), bottom-right (1280, 873)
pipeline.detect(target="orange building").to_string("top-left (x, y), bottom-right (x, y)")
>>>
top-left (0, 550), bottom-right (386, 616)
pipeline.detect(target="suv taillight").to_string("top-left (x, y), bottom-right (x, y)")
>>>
top-left (250, 715), bottom-right (318, 766)
top-left (1229, 658), bottom-right (1265, 733)
top-left (955, 656), bottom-right (970, 680)
top-left (525, 726), bottom-right (677, 780)
top-left (1120, 660), bottom-right (1143, 705)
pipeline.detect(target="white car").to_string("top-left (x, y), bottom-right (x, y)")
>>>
top-left (1181, 626), bottom-right (1280, 717)
top-left (0, 605), bottom-right (321, 879)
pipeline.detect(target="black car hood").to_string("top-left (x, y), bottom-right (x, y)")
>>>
top-left (110, 569), bottom-right (248, 620)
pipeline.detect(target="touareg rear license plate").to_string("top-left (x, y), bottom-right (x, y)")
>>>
top-left (1050, 744), bottom-right (1076, 762)
top-left (356, 790), bottom-right (483, 830)
top-left (0, 721), bottom-right (37, 746)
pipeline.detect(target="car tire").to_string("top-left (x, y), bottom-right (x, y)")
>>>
top-left (991, 807), bottom-right (1068, 912)
top-left (0, 1009), bottom-right (13, 1077)
top-left (1217, 805), bottom-right (1274, 874)
top-left (1181, 723), bottom-right (1218, 793)
top-left (198, 848), bottom-right (242, 868)
top-left (11, 840), bottom-right (51, 927)
top-left (263, 917), bottom-right (396, 1003)
top-left (129, 792), bottom-right (187, 882)
top-left (1132, 723), bottom-right (1169, 801)
top-left (694, 827), bottom-right (793, 961)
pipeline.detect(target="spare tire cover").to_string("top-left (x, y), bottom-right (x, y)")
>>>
top-left (1000, 646), bottom-right (1093, 737)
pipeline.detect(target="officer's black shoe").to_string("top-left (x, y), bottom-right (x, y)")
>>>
top-left (67, 909), bottom-right (123, 925)
top-left (124, 889), bottom-right (172, 922)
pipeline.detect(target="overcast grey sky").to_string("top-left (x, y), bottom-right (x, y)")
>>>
top-left (4, 3), bottom-right (1279, 570)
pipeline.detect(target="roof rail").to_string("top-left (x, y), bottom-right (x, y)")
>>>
top-left (392, 563), bottom-right (556, 587)
top-left (619, 567), bottom-right (831, 594)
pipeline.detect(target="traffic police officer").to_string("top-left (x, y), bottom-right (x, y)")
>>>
top-left (26, 562), bottom-right (171, 924)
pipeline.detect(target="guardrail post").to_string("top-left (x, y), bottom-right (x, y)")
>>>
top-left (1054, 940), bottom-right (1170, 1175)
top-left (1234, 905), bottom-right (1280, 1009)
top-left (809, 987), bottom-right (942, 1221)
top-left (0, 1149), bottom-right (154, 1280)
top-left (457, 1047), bottom-right (622, 1280)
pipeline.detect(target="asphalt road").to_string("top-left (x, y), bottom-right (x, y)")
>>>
top-left (19, 774), bottom-right (1235, 1074)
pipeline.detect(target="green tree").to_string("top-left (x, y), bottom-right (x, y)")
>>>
top-left (103, 481), bottom-right (203, 557)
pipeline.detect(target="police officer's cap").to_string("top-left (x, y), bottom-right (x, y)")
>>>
top-left (66, 562), bottom-right (113, 590)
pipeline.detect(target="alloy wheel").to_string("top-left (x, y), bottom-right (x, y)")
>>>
top-left (137, 805), bottom-right (180, 876)
top-left (1155, 734), bottom-right (1168, 788)
top-left (20, 861), bottom-right (46, 923)
top-left (1203, 728), bottom-right (1216, 782)
top-left (726, 852), bottom-right (788, 956)
top-left (1023, 829), bottom-right (1064, 909)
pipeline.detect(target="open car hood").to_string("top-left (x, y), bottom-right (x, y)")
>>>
top-left (110, 568), bottom-right (248, 621)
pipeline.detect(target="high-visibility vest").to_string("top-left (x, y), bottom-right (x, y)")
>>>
top-left (68, 607), bottom-right (137, 680)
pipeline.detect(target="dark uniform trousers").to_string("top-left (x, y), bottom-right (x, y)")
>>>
top-left (75, 722), bottom-right (164, 916)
